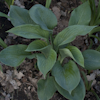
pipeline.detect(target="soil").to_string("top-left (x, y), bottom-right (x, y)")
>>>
top-left (0, 0), bottom-right (100, 100)
top-left (0, 2), bottom-right (13, 40)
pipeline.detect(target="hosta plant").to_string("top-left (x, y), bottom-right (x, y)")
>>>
top-left (0, 1), bottom-right (100, 100)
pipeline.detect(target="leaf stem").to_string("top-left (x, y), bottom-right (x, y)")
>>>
top-left (91, 90), bottom-right (100, 100)
top-left (0, 38), bottom-right (7, 48)
top-left (45, 0), bottom-right (52, 8)
top-left (0, 64), bottom-right (3, 72)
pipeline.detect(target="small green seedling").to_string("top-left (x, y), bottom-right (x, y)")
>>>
top-left (0, 1), bottom-right (100, 100)
top-left (80, 0), bottom-right (100, 26)
top-left (81, 71), bottom-right (93, 91)
top-left (80, 0), bottom-right (100, 35)
top-left (45, 0), bottom-right (52, 8)
top-left (80, 0), bottom-right (100, 52)
top-left (88, 0), bottom-right (100, 44)
top-left (89, 0), bottom-right (100, 26)
top-left (81, 71), bottom-right (100, 100)
top-left (5, 0), bottom-right (14, 9)
top-left (0, 38), bottom-right (7, 48)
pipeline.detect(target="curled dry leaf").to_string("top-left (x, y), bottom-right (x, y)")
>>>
top-left (9, 79), bottom-right (19, 89)
top-left (5, 94), bottom-right (10, 100)
top-left (1, 70), bottom-right (12, 86)
top-left (16, 80), bottom-right (22, 86)
top-left (0, 70), bottom-right (19, 90)
top-left (28, 77), bottom-right (38, 88)
top-left (14, 0), bottom-right (25, 8)
top-left (7, 84), bottom-right (14, 93)
top-left (91, 80), bottom-right (96, 86)
top-left (87, 73), bottom-right (96, 81)
top-left (14, 70), bottom-right (24, 79)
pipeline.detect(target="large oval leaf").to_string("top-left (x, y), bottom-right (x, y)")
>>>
top-left (54, 25), bottom-right (95, 49)
top-left (0, 45), bottom-right (31, 67)
top-left (60, 46), bottom-right (84, 67)
top-left (83, 49), bottom-right (100, 70)
top-left (37, 76), bottom-right (56, 100)
top-left (10, 5), bottom-right (36, 26)
top-left (37, 49), bottom-right (57, 77)
top-left (52, 61), bottom-right (80, 94)
top-left (7, 24), bottom-right (50, 40)
top-left (55, 78), bottom-right (85, 100)
top-left (26, 40), bottom-right (51, 57)
top-left (26, 40), bottom-right (47, 52)
top-left (29, 4), bottom-right (57, 31)
top-left (69, 1), bottom-right (91, 26)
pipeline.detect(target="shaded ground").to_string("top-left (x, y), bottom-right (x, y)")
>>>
top-left (0, 0), bottom-right (100, 100)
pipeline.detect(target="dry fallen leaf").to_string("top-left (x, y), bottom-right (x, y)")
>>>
top-left (91, 80), bottom-right (96, 86)
top-left (7, 84), bottom-right (14, 93)
top-left (0, 71), bottom-right (5, 82)
top-left (14, 0), bottom-right (25, 8)
top-left (14, 70), bottom-right (24, 79)
top-left (16, 80), bottom-right (22, 86)
top-left (87, 73), bottom-right (96, 81)
top-left (9, 79), bottom-right (19, 89)
top-left (28, 77), bottom-right (38, 88)
top-left (5, 94), bottom-right (10, 100)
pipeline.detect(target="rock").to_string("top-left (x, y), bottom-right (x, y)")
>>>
top-left (87, 73), bottom-right (96, 81)
top-left (52, 6), bottom-right (61, 20)
top-left (14, 70), bottom-right (24, 79)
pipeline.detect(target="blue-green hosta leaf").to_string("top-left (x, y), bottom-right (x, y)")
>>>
top-left (26, 40), bottom-right (47, 52)
top-left (0, 45), bottom-right (31, 67)
top-left (26, 40), bottom-right (51, 57)
top-left (54, 25), bottom-right (95, 49)
top-left (83, 49), bottom-right (100, 70)
top-left (60, 46), bottom-right (84, 67)
top-left (29, 4), bottom-right (57, 31)
top-left (55, 78), bottom-right (85, 100)
top-left (10, 5), bottom-right (36, 26)
top-left (69, 1), bottom-right (91, 26)
top-left (52, 61), bottom-right (80, 94)
top-left (37, 77), bottom-right (56, 100)
top-left (26, 54), bottom-right (37, 59)
top-left (7, 24), bottom-right (49, 40)
top-left (37, 49), bottom-right (57, 77)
